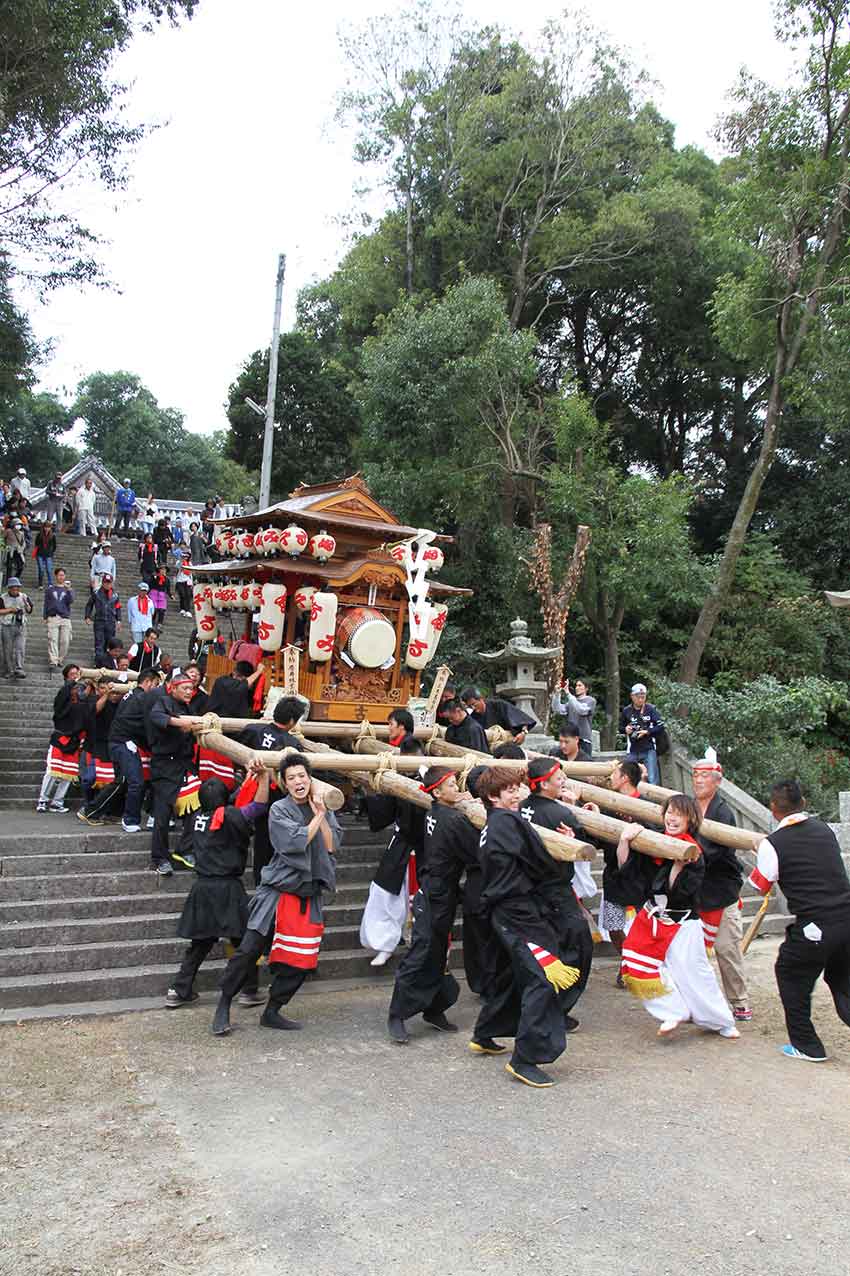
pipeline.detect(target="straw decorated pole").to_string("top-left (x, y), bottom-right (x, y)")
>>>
top-left (563, 779), bottom-right (763, 854)
top-left (194, 727), bottom-right (345, 811)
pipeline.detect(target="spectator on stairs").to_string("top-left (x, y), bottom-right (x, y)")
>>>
top-left (138, 533), bottom-right (159, 585)
top-left (11, 467), bottom-right (31, 501)
top-left (4, 518), bottom-right (26, 585)
top-left (148, 565), bottom-right (171, 628)
top-left (188, 521), bottom-right (207, 564)
top-left (90, 539), bottom-right (117, 594)
top-left (550, 677), bottom-right (597, 758)
top-left (45, 473), bottom-right (65, 526)
top-left (75, 478), bottom-right (98, 537)
top-left (34, 522), bottom-right (56, 588)
top-left (44, 567), bottom-right (74, 672)
top-left (36, 663), bottom-right (85, 813)
top-left (84, 572), bottom-right (122, 664)
top-left (141, 493), bottom-right (158, 537)
top-left (62, 486), bottom-right (77, 533)
top-left (127, 581), bottom-right (154, 644)
top-left (173, 546), bottom-right (193, 616)
top-left (115, 479), bottom-right (137, 537)
top-left (0, 577), bottom-right (32, 678)
top-left (153, 517), bottom-right (173, 559)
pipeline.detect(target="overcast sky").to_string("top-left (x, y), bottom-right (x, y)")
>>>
top-left (31, 0), bottom-right (793, 437)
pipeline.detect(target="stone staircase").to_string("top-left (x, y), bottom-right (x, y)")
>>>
top-left (0, 531), bottom-right (196, 811)
top-left (0, 817), bottom-right (398, 1017)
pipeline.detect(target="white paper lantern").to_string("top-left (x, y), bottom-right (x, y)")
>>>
top-left (236, 583), bottom-right (254, 609)
top-left (389, 542), bottom-right (412, 568)
top-left (193, 584), bottom-right (216, 637)
top-left (309, 529), bottom-right (336, 562)
top-left (308, 591), bottom-right (338, 662)
top-left (238, 531), bottom-right (257, 557)
top-left (280, 524), bottom-right (308, 556)
top-left (258, 583), bottom-right (287, 652)
top-left (405, 603), bottom-right (448, 670)
top-left (293, 584), bottom-right (317, 613)
top-left (420, 545), bottom-right (444, 572)
top-left (250, 582), bottom-right (264, 609)
top-left (213, 530), bottom-right (229, 556)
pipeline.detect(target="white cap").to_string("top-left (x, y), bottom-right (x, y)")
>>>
top-left (631, 683), bottom-right (647, 694)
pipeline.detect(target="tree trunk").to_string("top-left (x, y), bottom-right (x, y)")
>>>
top-left (404, 144), bottom-right (414, 298)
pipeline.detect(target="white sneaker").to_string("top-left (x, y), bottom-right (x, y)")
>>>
top-left (370, 951), bottom-right (393, 967)
top-left (720, 1026), bottom-right (740, 1039)
top-left (121, 820), bottom-right (142, 833)
top-left (36, 802), bottom-right (48, 812)
top-left (146, 815), bottom-right (155, 830)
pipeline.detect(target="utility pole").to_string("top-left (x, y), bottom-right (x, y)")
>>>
top-left (259, 252), bottom-right (286, 510)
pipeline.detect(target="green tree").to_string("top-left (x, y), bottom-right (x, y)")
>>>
top-left (679, 0), bottom-right (850, 682)
top-left (224, 332), bottom-right (361, 504)
top-left (0, 0), bottom-right (197, 291)
top-left (0, 389), bottom-right (77, 481)
top-left (545, 392), bottom-right (703, 746)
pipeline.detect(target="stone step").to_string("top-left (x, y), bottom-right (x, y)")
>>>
top-left (0, 840), bottom-right (383, 876)
top-left (0, 867), bottom-right (373, 903)
top-left (0, 821), bottom-right (380, 856)
top-left (0, 900), bottom-right (369, 948)
top-left (0, 913), bottom-right (392, 976)
top-left (0, 944), bottom-right (437, 1008)
top-left (0, 891), bottom-right (188, 923)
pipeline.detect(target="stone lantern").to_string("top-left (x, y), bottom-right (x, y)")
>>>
top-left (478, 618), bottom-right (559, 732)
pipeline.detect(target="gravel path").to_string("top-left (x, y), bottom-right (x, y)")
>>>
top-left (2, 939), bottom-right (848, 1276)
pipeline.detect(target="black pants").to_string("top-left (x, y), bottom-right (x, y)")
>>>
top-left (474, 915), bottom-right (568, 1065)
top-left (176, 581), bottom-right (192, 612)
top-left (93, 622), bottom-right (116, 665)
top-left (82, 772), bottom-right (126, 821)
top-left (389, 887), bottom-right (460, 1021)
top-left (775, 919), bottom-right (850, 1057)
top-left (150, 766), bottom-right (194, 865)
top-left (173, 935), bottom-right (258, 999)
top-left (115, 510), bottom-right (133, 535)
top-left (462, 909), bottom-right (491, 996)
top-left (219, 926), bottom-right (306, 1006)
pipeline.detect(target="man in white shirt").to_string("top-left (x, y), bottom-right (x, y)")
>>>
top-left (75, 478), bottom-right (98, 537)
top-left (10, 468), bottom-right (31, 501)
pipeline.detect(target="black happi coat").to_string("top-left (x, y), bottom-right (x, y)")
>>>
top-left (601, 834), bottom-right (656, 908)
top-left (648, 848), bottom-right (705, 918)
top-left (388, 801), bottom-right (481, 1020)
top-left (207, 675), bottom-right (255, 719)
top-left (697, 793), bottom-right (743, 911)
top-left (367, 792), bottom-right (427, 896)
top-left (177, 804), bottom-right (257, 939)
top-left (471, 697), bottom-right (535, 736)
top-left (50, 682), bottom-right (90, 751)
top-left (444, 715), bottom-right (490, 753)
top-left (475, 808), bottom-right (577, 1062)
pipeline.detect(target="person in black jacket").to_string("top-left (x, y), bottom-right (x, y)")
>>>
top-left (692, 751), bottom-right (751, 1022)
top-left (147, 673), bottom-right (204, 875)
top-left (471, 767), bottom-right (581, 1088)
top-left (84, 574), bottom-right (121, 664)
top-left (443, 699), bottom-right (489, 753)
top-left (749, 779), bottom-right (850, 1062)
top-left (360, 736), bottom-right (427, 966)
top-left (108, 669), bottom-right (161, 833)
top-left (387, 768), bottom-right (481, 1043)
top-left (520, 757), bottom-right (594, 1029)
top-left (36, 663), bottom-right (84, 812)
top-left (164, 763), bottom-right (270, 1008)
top-left (600, 759), bottom-right (655, 985)
top-left (206, 660), bottom-right (264, 718)
top-left (619, 794), bottom-right (738, 1040)
top-left (461, 687), bottom-right (535, 743)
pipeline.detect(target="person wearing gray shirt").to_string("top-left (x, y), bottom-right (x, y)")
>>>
top-left (550, 677), bottom-right (596, 755)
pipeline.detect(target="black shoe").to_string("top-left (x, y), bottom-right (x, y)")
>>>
top-left (259, 1006), bottom-right (302, 1031)
top-left (165, 988), bottom-right (199, 1009)
top-left (237, 989), bottom-right (265, 1007)
top-left (212, 996), bottom-right (232, 1036)
top-left (616, 973), bottom-right (625, 989)
top-left (423, 1010), bottom-right (458, 1033)
top-left (505, 1056), bottom-right (554, 1088)
top-left (388, 1015), bottom-right (410, 1044)
top-left (468, 1037), bottom-right (507, 1055)
top-left (564, 1015), bottom-right (580, 1034)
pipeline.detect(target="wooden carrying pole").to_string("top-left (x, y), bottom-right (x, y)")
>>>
top-left (741, 893), bottom-right (772, 954)
top-left (565, 779), bottom-right (762, 854)
top-left (424, 733), bottom-right (615, 779)
top-left (196, 729), bottom-right (345, 811)
top-left (79, 667), bottom-right (140, 682)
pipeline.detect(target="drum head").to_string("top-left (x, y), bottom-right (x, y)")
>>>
top-left (347, 616), bottom-right (396, 668)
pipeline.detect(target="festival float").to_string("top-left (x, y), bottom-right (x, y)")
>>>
top-left (189, 474), bottom-right (471, 722)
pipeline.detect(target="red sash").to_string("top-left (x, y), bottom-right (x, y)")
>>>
top-left (46, 744), bottom-right (79, 780)
top-left (93, 758), bottom-right (115, 788)
top-left (197, 747), bottom-right (236, 790)
top-left (620, 905), bottom-right (679, 999)
top-left (139, 747), bottom-right (152, 782)
top-left (175, 773), bottom-right (201, 815)
top-left (698, 907), bottom-right (724, 954)
top-left (269, 892), bottom-right (324, 970)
